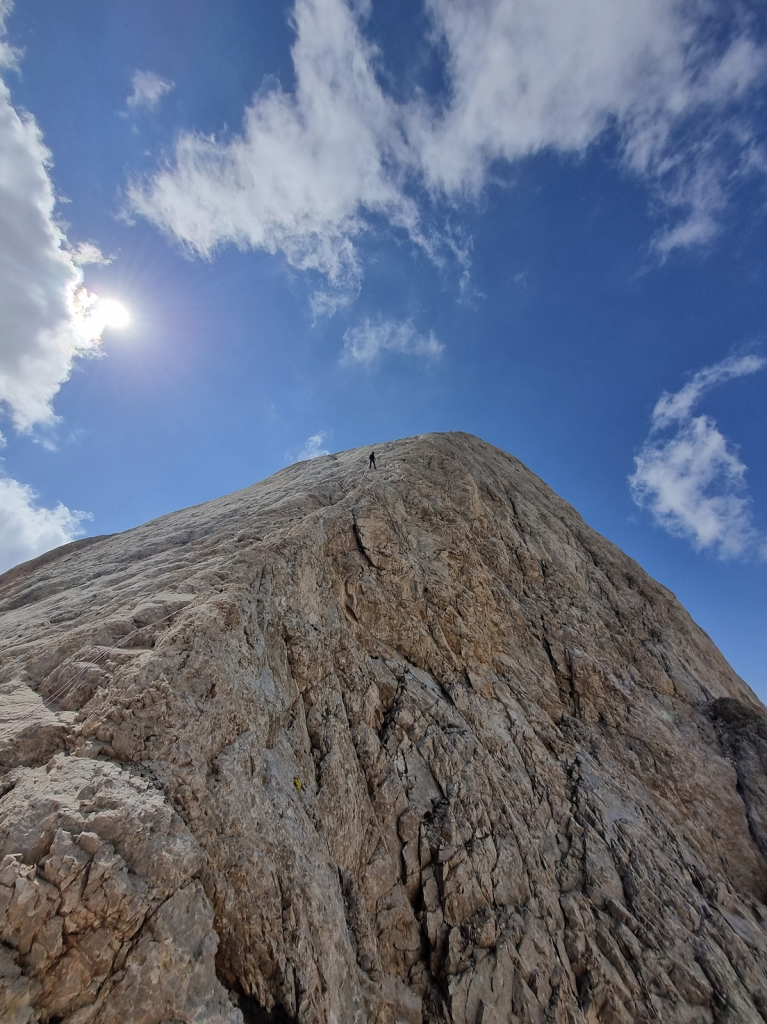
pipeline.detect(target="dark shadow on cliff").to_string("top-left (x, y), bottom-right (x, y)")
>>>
top-left (709, 697), bottom-right (767, 872)
top-left (228, 989), bottom-right (298, 1024)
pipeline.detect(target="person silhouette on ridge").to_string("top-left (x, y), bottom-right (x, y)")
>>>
top-left (368, 451), bottom-right (377, 471)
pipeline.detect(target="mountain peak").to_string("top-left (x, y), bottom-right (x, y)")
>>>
top-left (1, 432), bottom-right (766, 1024)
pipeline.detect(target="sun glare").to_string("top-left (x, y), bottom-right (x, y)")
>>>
top-left (98, 298), bottom-right (130, 330)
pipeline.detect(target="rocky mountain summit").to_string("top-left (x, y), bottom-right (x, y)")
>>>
top-left (1, 431), bottom-right (766, 1024)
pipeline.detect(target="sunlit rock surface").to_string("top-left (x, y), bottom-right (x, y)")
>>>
top-left (1, 431), bottom-right (766, 1024)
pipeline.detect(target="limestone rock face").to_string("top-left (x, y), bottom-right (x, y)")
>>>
top-left (1, 431), bottom-right (766, 1024)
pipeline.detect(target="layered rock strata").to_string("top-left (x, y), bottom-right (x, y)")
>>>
top-left (1, 431), bottom-right (766, 1024)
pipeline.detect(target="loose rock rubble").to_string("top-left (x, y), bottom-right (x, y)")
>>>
top-left (1, 431), bottom-right (766, 1024)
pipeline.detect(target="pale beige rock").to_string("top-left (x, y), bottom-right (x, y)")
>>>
top-left (1, 431), bottom-right (766, 1023)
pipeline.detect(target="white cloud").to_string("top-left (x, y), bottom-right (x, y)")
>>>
top-left (0, 0), bottom-right (16, 68)
top-left (629, 354), bottom-right (765, 558)
top-left (0, 2), bottom-right (99, 570)
top-left (129, 0), bottom-right (767, 294)
top-left (297, 432), bottom-right (331, 459)
top-left (129, 0), bottom-right (422, 308)
top-left (651, 354), bottom-right (765, 428)
top-left (71, 241), bottom-right (111, 265)
top-left (342, 317), bottom-right (443, 365)
top-left (0, 7), bottom-right (109, 433)
top-left (0, 475), bottom-right (89, 574)
top-left (414, 0), bottom-right (766, 254)
top-left (126, 70), bottom-right (175, 112)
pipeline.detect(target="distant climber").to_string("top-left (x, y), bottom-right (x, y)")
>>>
top-left (368, 451), bottom-right (377, 471)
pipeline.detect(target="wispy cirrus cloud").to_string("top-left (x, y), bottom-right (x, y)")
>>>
top-left (650, 354), bottom-right (765, 427)
top-left (127, 70), bottom-right (175, 112)
top-left (297, 432), bottom-right (331, 459)
top-left (342, 318), bottom-right (443, 366)
top-left (128, 0), bottom-right (767, 303)
top-left (629, 354), bottom-right (766, 558)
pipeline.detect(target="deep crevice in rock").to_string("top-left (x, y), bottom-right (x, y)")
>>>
top-left (351, 515), bottom-right (376, 569)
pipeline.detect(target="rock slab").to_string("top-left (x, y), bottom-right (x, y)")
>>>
top-left (1, 431), bottom-right (766, 1024)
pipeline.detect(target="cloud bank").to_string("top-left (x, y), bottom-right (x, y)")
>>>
top-left (0, 12), bottom-right (108, 434)
top-left (130, 0), bottom-right (767, 301)
top-left (0, 1), bottom-right (100, 569)
top-left (630, 355), bottom-right (766, 558)
top-left (0, 476), bottom-right (89, 574)
top-left (342, 318), bottom-right (443, 365)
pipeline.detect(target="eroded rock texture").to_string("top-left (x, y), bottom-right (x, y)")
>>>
top-left (1, 431), bottom-right (766, 1024)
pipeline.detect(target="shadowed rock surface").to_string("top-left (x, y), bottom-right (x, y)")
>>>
top-left (1, 431), bottom-right (766, 1024)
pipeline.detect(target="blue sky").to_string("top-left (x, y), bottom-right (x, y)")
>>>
top-left (1, 0), bottom-right (767, 699)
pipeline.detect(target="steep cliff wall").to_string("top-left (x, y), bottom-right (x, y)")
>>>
top-left (1, 432), bottom-right (766, 1024)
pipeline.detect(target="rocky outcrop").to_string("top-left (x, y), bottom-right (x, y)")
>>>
top-left (1, 431), bottom-right (766, 1024)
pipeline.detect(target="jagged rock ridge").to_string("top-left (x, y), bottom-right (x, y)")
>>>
top-left (1, 431), bottom-right (766, 1024)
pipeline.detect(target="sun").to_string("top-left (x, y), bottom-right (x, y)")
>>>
top-left (98, 298), bottom-right (130, 330)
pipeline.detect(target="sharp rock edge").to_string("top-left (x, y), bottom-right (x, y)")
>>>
top-left (1, 431), bottom-right (766, 1024)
